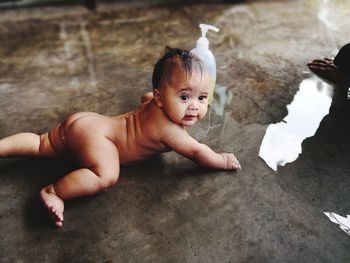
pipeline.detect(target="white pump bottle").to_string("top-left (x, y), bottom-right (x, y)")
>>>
top-left (191, 23), bottom-right (220, 104)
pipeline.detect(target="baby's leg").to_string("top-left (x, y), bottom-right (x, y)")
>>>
top-left (40, 133), bottom-right (120, 227)
top-left (0, 132), bottom-right (57, 158)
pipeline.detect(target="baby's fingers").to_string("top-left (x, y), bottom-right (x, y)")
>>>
top-left (221, 153), bottom-right (241, 171)
top-left (232, 160), bottom-right (241, 171)
top-left (229, 154), bottom-right (241, 171)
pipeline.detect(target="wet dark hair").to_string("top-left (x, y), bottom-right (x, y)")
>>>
top-left (334, 43), bottom-right (350, 73)
top-left (152, 46), bottom-right (204, 89)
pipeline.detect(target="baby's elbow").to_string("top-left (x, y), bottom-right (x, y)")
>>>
top-left (188, 146), bottom-right (202, 160)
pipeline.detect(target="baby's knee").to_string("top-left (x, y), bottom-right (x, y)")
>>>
top-left (98, 171), bottom-right (119, 189)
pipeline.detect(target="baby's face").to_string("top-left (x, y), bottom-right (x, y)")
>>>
top-left (156, 67), bottom-right (210, 127)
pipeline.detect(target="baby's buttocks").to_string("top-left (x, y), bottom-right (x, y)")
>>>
top-left (48, 123), bottom-right (69, 155)
top-left (48, 112), bottom-right (104, 155)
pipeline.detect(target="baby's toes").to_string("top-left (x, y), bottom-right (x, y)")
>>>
top-left (49, 207), bottom-right (56, 217)
top-left (55, 209), bottom-right (63, 221)
top-left (55, 220), bottom-right (63, 228)
top-left (50, 207), bottom-right (63, 221)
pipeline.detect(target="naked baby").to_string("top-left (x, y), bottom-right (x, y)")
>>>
top-left (0, 47), bottom-right (240, 227)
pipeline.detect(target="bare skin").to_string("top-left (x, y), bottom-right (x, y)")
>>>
top-left (307, 58), bottom-right (350, 86)
top-left (0, 66), bottom-right (240, 227)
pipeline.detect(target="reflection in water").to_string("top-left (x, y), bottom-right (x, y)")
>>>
top-left (315, 0), bottom-right (350, 32)
top-left (212, 85), bottom-right (233, 116)
top-left (206, 84), bottom-right (232, 134)
top-left (259, 76), bottom-right (333, 171)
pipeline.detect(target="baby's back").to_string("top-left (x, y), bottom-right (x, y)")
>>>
top-left (113, 103), bottom-right (170, 163)
top-left (48, 106), bottom-right (169, 163)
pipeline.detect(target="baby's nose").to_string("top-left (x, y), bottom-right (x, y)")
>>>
top-left (188, 102), bottom-right (199, 110)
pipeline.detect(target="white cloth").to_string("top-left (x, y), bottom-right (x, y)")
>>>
top-left (324, 212), bottom-right (350, 236)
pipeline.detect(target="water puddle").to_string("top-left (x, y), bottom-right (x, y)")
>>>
top-left (259, 75), bottom-right (333, 171)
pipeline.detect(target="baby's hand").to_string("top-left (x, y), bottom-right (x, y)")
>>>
top-left (221, 153), bottom-right (241, 171)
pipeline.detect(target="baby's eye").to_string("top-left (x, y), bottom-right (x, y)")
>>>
top-left (198, 95), bottom-right (207, 101)
top-left (180, 94), bottom-right (189, 101)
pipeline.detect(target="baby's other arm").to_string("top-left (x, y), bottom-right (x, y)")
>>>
top-left (162, 126), bottom-right (240, 171)
top-left (141, 92), bottom-right (154, 104)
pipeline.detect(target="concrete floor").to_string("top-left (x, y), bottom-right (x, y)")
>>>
top-left (1, 0), bottom-right (350, 262)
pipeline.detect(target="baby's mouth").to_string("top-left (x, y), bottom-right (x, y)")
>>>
top-left (183, 115), bottom-right (197, 121)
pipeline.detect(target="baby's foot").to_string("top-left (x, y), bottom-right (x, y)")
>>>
top-left (40, 185), bottom-right (64, 228)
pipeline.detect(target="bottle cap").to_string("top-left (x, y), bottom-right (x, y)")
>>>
top-left (196, 24), bottom-right (220, 50)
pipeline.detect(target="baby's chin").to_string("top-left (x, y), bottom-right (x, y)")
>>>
top-left (180, 117), bottom-right (201, 127)
top-left (181, 123), bottom-right (195, 128)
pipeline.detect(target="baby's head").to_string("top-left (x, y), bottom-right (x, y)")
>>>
top-left (152, 47), bottom-right (210, 127)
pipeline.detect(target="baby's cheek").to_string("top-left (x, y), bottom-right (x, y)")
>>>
top-left (198, 110), bottom-right (207, 120)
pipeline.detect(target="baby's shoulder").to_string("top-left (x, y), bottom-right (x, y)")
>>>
top-left (141, 102), bottom-right (188, 139)
top-left (156, 119), bottom-right (188, 139)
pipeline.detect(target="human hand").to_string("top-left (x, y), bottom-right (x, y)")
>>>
top-left (221, 153), bottom-right (241, 171)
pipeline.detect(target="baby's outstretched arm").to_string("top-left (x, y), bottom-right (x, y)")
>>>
top-left (162, 126), bottom-right (240, 171)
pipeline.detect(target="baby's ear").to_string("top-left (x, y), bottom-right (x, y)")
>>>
top-left (153, 89), bottom-right (163, 107)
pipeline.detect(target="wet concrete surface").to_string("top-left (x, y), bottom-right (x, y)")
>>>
top-left (1, 0), bottom-right (350, 262)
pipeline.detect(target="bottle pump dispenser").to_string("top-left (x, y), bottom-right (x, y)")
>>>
top-left (191, 24), bottom-right (220, 104)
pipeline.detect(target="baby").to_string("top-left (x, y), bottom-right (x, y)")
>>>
top-left (0, 47), bottom-right (240, 227)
